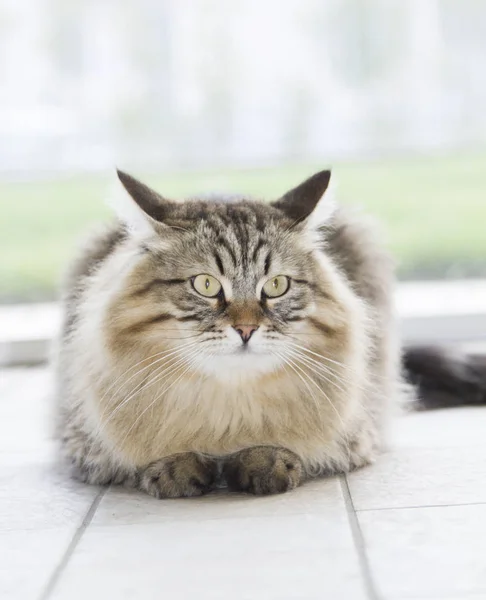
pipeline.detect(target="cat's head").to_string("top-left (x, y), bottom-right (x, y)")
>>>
top-left (102, 170), bottom-right (359, 381)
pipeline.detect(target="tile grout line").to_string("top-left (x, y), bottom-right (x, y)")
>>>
top-left (356, 500), bottom-right (486, 512)
top-left (38, 487), bottom-right (106, 600)
top-left (340, 475), bottom-right (382, 600)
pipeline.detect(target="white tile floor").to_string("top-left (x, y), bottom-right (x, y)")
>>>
top-left (1, 368), bottom-right (486, 600)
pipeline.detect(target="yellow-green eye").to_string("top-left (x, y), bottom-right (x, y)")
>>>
top-left (262, 275), bottom-right (290, 298)
top-left (192, 274), bottom-right (222, 298)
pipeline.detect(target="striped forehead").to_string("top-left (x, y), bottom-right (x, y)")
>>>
top-left (202, 210), bottom-right (274, 287)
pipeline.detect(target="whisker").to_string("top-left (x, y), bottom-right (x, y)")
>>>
top-left (287, 340), bottom-right (378, 379)
top-left (153, 334), bottom-right (207, 339)
top-left (277, 351), bottom-right (347, 432)
top-left (120, 348), bottom-right (207, 443)
top-left (276, 350), bottom-right (352, 465)
top-left (284, 350), bottom-right (369, 426)
top-left (102, 345), bottom-right (202, 427)
top-left (287, 341), bottom-right (357, 371)
top-left (288, 340), bottom-right (388, 384)
top-left (151, 328), bottom-right (204, 332)
top-left (285, 348), bottom-right (348, 395)
top-left (84, 346), bottom-right (204, 464)
top-left (98, 341), bottom-right (201, 422)
top-left (98, 342), bottom-right (198, 405)
top-left (284, 346), bottom-right (371, 394)
top-left (274, 351), bottom-right (321, 418)
top-left (282, 332), bottom-right (341, 336)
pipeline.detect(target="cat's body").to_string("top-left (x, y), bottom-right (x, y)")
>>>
top-left (55, 170), bottom-right (404, 497)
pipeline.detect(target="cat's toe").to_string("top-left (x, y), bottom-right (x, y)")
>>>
top-left (224, 447), bottom-right (303, 496)
top-left (247, 461), bottom-right (300, 495)
top-left (140, 453), bottom-right (218, 499)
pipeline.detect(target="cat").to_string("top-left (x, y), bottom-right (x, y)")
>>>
top-left (54, 168), bottom-right (405, 498)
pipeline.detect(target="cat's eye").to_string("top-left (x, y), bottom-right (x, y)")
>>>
top-left (192, 274), bottom-right (222, 298)
top-left (262, 275), bottom-right (290, 298)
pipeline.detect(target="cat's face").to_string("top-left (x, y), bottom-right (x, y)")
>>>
top-left (105, 170), bottom-right (349, 380)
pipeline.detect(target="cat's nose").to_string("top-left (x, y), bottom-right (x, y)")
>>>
top-left (233, 324), bottom-right (259, 344)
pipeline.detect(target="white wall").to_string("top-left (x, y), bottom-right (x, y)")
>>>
top-left (2, 0), bottom-right (486, 173)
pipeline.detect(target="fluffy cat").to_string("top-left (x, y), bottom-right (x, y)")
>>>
top-left (55, 169), bottom-right (404, 498)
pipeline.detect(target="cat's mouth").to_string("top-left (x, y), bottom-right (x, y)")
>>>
top-left (233, 345), bottom-right (252, 355)
top-left (233, 344), bottom-right (267, 356)
top-left (199, 344), bottom-right (282, 377)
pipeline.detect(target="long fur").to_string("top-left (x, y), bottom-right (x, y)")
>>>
top-left (404, 346), bottom-right (486, 409)
top-left (54, 170), bottom-right (408, 496)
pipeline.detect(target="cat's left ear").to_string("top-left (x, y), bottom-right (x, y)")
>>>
top-left (272, 170), bottom-right (335, 227)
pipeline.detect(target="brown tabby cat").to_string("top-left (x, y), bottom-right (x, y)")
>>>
top-left (55, 169), bottom-right (404, 498)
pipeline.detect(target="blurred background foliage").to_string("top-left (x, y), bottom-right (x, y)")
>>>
top-left (1, 0), bottom-right (485, 302)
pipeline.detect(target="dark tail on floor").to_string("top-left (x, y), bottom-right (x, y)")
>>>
top-left (403, 346), bottom-right (486, 409)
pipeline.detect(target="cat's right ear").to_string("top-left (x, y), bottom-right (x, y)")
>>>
top-left (108, 170), bottom-right (174, 235)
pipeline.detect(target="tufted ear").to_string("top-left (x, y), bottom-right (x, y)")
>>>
top-left (108, 170), bottom-right (176, 235)
top-left (272, 170), bottom-right (333, 224)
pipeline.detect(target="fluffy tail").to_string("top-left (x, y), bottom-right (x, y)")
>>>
top-left (403, 346), bottom-right (486, 409)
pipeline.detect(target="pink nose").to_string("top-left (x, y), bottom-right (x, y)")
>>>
top-left (233, 324), bottom-right (259, 344)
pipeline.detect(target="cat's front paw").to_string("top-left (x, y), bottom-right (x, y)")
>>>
top-left (223, 447), bottom-right (303, 495)
top-left (139, 453), bottom-right (218, 499)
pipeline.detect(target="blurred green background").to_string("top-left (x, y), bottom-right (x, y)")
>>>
top-left (2, 2), bottom-right (486, 304)
top-left (1, 151), bottom-right (485, 303)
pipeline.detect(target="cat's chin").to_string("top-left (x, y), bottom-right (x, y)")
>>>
top-left (197, 349), bottom-right (283, 380)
